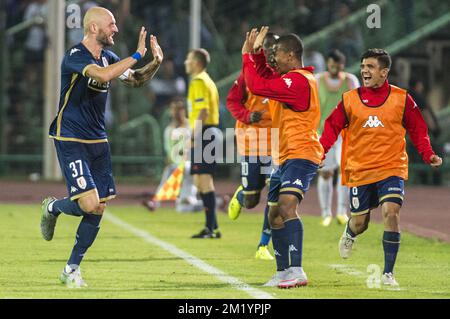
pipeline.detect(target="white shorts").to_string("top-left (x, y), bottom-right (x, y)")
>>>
top-left (321, 135), bottom-right (343, 172)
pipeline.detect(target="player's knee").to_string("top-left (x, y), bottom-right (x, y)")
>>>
top-left (244, 194), bottom-right (260, 209)
top-left (78, 195), bottom-right (100, 214)
top-left (94, 203), bottom-right (106, 215)
top-left (278, 196), bottom-right (299, 219)
top-left (319, 170), bottom-right (333, 179)
top-left (352, 216), bottom-right (370, 233)
top-left (269, 209), bottom-right (283, 229)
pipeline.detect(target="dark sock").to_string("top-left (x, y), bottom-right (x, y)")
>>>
top-left (237, 189), bottom-right (244, 206)
top-left (200, 192), bottom-right (217, 231)
top-left (259, 205), bottom-right (271, 247)
top-left (383, 231), bottom-right (401, 274)
top-left (67, 213), bottom-right (102, 267)
top-left (271, 227), bottom-right (289, 271)
top-left (50, 197), bottom-right (84, 217)
top-left (346, 219), bottom-right (357, 237)
top-left (284, 218), bottom-right (303, 267)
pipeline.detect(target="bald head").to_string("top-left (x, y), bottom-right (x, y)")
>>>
top-left (83, 7), bottom-right (118, 46)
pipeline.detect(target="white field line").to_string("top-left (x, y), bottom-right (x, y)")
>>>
top-left (104, 213), bottom-right (275, 299)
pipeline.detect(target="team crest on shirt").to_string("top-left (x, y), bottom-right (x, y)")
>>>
top-left (76, 177), bottom-right (87, 190)
top-left (363, 115), bottom-right (384, 128)
top-left (352, 197), bottom-right (360, 209)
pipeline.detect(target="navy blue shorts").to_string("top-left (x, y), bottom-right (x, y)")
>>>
top-left (268, 159), bottom-right (319, 205)
top-left (54, 140), bottom-right (116, 202)
top-left (349, 176), bottom-right (405, 216)
top-left (240, 156), bottom-right (272, 195)
top-left (190, 125), bottom-right (221, 175)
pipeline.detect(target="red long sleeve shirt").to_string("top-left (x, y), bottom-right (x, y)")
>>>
top-left (226, 72), bottom-right (252, 124)
top-left (320, 80), bottom-right (435, 163)
top-left (242, 52), bottom-right (312, 111)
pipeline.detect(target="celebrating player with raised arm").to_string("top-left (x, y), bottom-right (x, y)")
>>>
top-left (242, 27), bottom-right (323, 288)
top-left (40, 7), bottom-right (163, 288)
top-left (226, 32), bottom-right (279, 261)
top-left (320, 48), bottom-right (442, 287)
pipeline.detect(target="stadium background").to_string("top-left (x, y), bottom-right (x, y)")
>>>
top-left (0, 0), bottom-right (449, 299)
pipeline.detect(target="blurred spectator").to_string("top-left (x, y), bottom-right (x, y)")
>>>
top-left (303, 48), bottom-right (326, 73)
top-left (23, 0), bottom-right (47, 88)
top-left (408, 78), bottom-right (442, 185)
top-left (143, 98), bottom-right (203, 212)
top-left (145, 58), bottom-right (186, 120)
top-left (67, 0), bottom-right (98, 47)
top-left (331, 2), bottom-right (363, 64)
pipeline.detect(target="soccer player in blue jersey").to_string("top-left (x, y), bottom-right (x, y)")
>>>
top-left (40, 7), bottom-right (163, 288)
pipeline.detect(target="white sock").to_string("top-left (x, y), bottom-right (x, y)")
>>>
top-left (318, 175), bottom-right (332, 217)
top-left (48, 201), bottom-right (55, 213)
top-left (336, 174), bottom-right (348, 216)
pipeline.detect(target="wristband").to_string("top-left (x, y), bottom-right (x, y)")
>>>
top-left (131, 52), bottom-right (142, 60)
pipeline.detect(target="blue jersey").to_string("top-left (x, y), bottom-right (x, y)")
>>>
top-left (49, 43), bottom-right (120, 143)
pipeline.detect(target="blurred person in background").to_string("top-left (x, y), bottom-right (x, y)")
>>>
top-left (185, 48), bottom-right (222, 239)
top-left (145, 58), bottom-right (186, 120)
top-left (315, 49), bottom-right (359, 227)
top-left (142, 97), bottom-right (203, 212)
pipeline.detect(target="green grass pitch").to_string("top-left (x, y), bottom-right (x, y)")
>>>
top-left (0, 204), bottom-right (449, 299)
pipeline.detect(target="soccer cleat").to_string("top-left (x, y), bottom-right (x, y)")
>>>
top-left (381, 272), bottom-right (399, 288)
top-left (263, 270), bottom-right (289, 287)
top-left (60, 266), bottom-right (88, 288)
top-left (339, 226), bottom-right (356, 259)
top-left (255, 245), bottom-right (274, 260)
top-left (228, 186), bottom-right (243, 220)
top-left (40, 197), bottom-right (58, 241)
top-left (191, 228), bottom-right (221, 239)
top-left (278, 267), bottom-right (308, 288)
top-left (336, 214), bottom-right (349, 225)
top-left (320, 216), bottom-right (332, 227)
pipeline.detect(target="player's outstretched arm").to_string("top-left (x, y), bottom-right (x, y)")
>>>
top-left (85, 27), bottom-right (148, 83)
top-left (122, 35), bottom-right (164, 88)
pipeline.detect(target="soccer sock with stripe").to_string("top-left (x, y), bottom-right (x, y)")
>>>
top-left (284, 218), bottom-right (304, 267)
top-left (317, 175), bottom-right (333, 217)
top-left (382, 231), bottom-right (401, 274)
top-left (49, 197), bottom-right (85, 217)
top-left (259, 205), bottom-right (271, 247)
top-left (271, 227), bottom-right (289, 271)
top-left (346, 219), bottom-right (357, 237)
top-left (67, 213), bottom-right (102, 269)
top-left (237, 189), bottom-right (244, 207)
top-left (200, 192), bottom-right (217, 231)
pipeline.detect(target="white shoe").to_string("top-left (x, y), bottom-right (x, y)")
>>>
top-left (320, 216), bottom-right (332, 227)
top-left (263, 270), bottom-right (289, 287)
top-left (381, 272), bottom-right (399, 288)
top-left (339, 226), bottom-right (355, 259)
top-left (278, 267), bottom-right (308, 288)
top-left (60, 265), bottom-right (88, 288)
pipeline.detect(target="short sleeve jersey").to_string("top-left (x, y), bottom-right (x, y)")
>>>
top-left (49, 42), bottom-right (120, 142)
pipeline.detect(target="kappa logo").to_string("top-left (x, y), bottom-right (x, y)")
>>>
top-left (293, 179), bottom-right (303, 187)
top-left (70, 186), bottom-right (78, 193)
top-left (288, 244), bottom-right (298, 252)
top-left (363, 115), bottom-right (384, 128)
top-left (261, 98), bottom-right (269, 104)
top-left (283, 78), bottom-right (292, 88)
top-left (70, 48), bottom-right (80, 56)
top-left (274, 250), bottom-right (281, 256)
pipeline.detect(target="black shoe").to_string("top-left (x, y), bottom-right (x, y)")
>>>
top-left (191, 228), bottom-right (221, 239)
